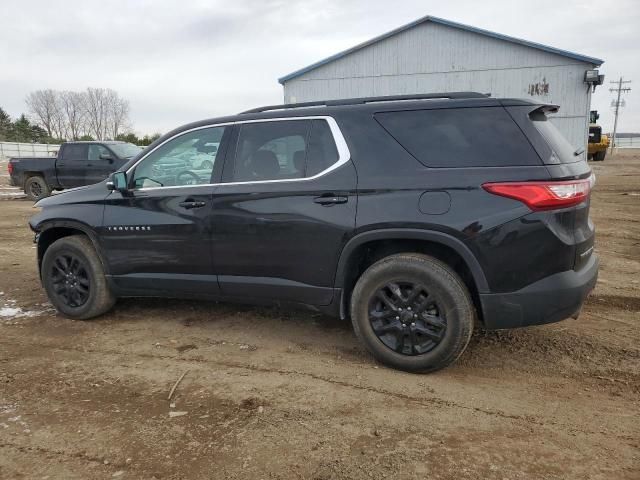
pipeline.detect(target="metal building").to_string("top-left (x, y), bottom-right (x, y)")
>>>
top-left (279, 16), bottom-right (604, 156)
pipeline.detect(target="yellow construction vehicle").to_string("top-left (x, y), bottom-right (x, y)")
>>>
top-left (587, 110), bottom-right (608, 161)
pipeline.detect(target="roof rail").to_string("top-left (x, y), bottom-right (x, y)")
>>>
top-left (240, 92), bottom-right (489, 114)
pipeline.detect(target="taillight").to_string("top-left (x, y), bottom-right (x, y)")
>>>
top-left (7, 162), bottom-right (13, 175)
top-left (482, 177), bottom-right (591, 211)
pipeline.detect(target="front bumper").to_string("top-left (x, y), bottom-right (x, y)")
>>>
top-left (479, 254), bottom-right (599, 329)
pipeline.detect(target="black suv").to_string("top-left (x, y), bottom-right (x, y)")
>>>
top-left (29, 93), bottom-right (598, 372)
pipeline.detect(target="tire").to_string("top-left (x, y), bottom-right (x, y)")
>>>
top-left (176, 170), bottom-right (201, 185)
top-left (42, 235), bottom-right (116, 320)
top-left (24, 176), bottom-right (51, 201)
top-left (594, 150), bottom-right (606, 161)
top-left (350, 253), bottom-right (475, 373)
top-left (199, 160), bottom-right (214, 170)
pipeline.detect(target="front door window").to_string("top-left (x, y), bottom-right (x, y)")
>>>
top-left (88, 144), bottom-right (111, 161)
top-left (131, 126), bottom-right (225, 188)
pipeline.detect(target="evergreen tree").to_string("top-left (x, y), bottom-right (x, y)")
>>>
top-left (115, 132), bottom-right (139, 144)
top-left (12, 114), bottom-right (32, 142)
top-left (141, 133), bottom-right (161, 145)
top-left (0, 107), bottom-right (13, 141)
top-left (31, 125), bottom-right (49, 143)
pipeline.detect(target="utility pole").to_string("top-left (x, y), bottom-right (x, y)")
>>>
top-left (609, 77), bottom-right (632, 153)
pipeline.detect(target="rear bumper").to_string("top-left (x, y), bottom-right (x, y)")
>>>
top-left (479, 254), bottom-right (598, 329)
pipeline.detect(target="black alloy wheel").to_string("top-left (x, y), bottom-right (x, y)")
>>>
top-left (369, 282), bottom-right (446, 355)
top-left (42, 236), bottom-right (116, 319)
top-left (350, 253), bottom-right (474, 373)
top-left (29, 181), bottom-right (43, 199)
top-left (50, 253), bottom-right (91, 308)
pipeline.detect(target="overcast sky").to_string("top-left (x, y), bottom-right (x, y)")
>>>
top-left (1, 0), bottom-right (638, 135)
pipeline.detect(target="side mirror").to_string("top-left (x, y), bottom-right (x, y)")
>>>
top-left (100, 153), bottom-right (114, 162)
top-left (107, 171), bottom-right (128, 192)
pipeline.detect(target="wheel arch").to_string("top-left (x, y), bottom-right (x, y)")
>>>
top-left (22, 172), bottom-right (48, 187)
top-left (36, 221), bottom-right (108, 278)
top-left (334, 229), bottom-right (489, 320)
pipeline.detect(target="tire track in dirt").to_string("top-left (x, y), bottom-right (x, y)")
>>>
top-left (589, 294), bottom-right (640, 312)
top-left (0, 442), bottom-right (107, 466)
top-left (0, 337), bottom-right (630, 435)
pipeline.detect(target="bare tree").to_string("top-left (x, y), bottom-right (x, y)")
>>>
top-left (26, 87), bottom-right (133, 141)
top-left (109, 94), bottom-right (130, 139)
top-left (52, 94), bottom-right (67, 140)
top-left (59, 91), bottom-right (87, 140)
top-left (85, 87), bottom-right (109, 140)
top-left (25, 89), bottom-right (59, 138)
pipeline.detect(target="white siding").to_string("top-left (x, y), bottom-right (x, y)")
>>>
top-left (0, 142), bottom-right (59, 160)
top-left (283, 22), bottom-right (595, 156)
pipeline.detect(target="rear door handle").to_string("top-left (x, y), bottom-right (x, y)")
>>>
top-left (314, 195), bottom-right (348, 205)
top-left (179, 200), bottom-right (206, 209)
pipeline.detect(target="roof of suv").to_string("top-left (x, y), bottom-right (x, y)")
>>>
top-left (168, 93), bottom-right (543, 138)
top-left (64, 141), bottom-right (131, 144)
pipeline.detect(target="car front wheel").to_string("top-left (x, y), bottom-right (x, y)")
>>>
top-left (42, 235), bottom-right (116, 320)
top-left (350, 253), bottom-right (475, 373)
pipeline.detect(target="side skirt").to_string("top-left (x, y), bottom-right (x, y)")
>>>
top-left (106, 273), bottom-right (342, 318)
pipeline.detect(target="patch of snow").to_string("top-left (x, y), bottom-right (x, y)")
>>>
top-left (0, 305), bottom-right (45, 319)
top-left (0, 404), bottom-right (17, 415)
top-left (168, 411), bottom-right (188, 418)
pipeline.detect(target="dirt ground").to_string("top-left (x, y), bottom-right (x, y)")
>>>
top-left (0, 152), bottom-right (638, 480)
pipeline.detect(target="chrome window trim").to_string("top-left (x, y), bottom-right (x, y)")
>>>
top-left (127, 116), bottom-right (351, 192)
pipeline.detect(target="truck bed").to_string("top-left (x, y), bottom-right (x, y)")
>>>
top-left (8, 157), bottom-right (57, 188)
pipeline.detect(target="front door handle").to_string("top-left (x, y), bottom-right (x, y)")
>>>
top-left (314, 195), bottom-right (348, 205)
top-left (179, 200), bottom-right (206, 209)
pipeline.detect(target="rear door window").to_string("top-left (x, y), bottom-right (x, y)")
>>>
top-left (63, 144), bottom-right (88, 161)
top-left (375, 107), bottom-right (541, 167)
top-left (306, 120), bottom-right (339, 177)
top-left (224, 119), bottom-right (342, 182)
top-left (232, 121), bottom-right (310, 182)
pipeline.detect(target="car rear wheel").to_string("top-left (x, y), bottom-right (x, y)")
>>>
top-left (350, 253), bottom-right (474, 373)
top-left (42, 236), bottom-right (116, 320)
top-left (25, 176), bottom-right (51, 201)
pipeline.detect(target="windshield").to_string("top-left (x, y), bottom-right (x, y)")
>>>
top-left (109, 142), bottom-right (143, 159)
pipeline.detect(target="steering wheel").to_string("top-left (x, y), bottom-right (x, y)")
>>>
top-left (176, 170), bottom-right (201, 186)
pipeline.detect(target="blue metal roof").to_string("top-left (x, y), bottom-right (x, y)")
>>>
top-left (278, 15), bottom-right (604, 84)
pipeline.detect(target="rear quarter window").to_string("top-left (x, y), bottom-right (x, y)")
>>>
top-left (375, 107), bottom-right (541, 168)
top-left (530, 111), bottom-right (582, 164)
